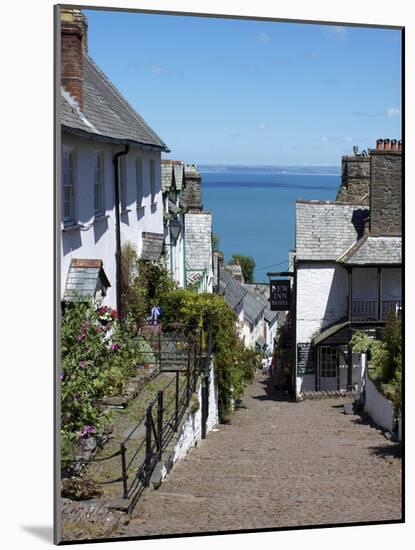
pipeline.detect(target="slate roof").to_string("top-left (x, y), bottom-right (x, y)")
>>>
top-left (161, 163), bottom-right (173, 192)
top-left (64, 258), bottom-right (110, 301)
top-left (337, 235), bottom-right (402, 265)
top-left (161, 161), bottom-right (185, 192)
top-left (244, 283), bottom-right (279, 324)
top-left (243, 289), bottom-right (265, 325)
top-left (61, 54), bottom-right (169, 151)
top-left (296, 200), bottom-right (369, 261)
top-left (141, 232), bottom-right (164, 261)
top-left (219, 269), bottom-right (247, 310)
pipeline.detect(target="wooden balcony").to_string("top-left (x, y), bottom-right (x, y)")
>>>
top-left (350, 300), bottom-right (402, 321)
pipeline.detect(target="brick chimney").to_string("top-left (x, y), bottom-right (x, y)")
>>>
top-left (369, 138), bottom-right (402, 236)
top-left (60, 9), bottom-right (87, 111)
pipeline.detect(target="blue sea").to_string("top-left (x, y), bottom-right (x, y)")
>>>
top-left (200, 169), bottom-right (340, 282)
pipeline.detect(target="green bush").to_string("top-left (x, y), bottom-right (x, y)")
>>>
top-left (121, 242), bottom-right (176, 326)
top-left (351, 314), bottom-right (402, 412)
top-left (159, 288), bottom-right (260, 421)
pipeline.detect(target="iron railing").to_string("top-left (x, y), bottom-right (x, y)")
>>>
top-left (61, 323), bottom-right (210, 509)
top-left (119, 365), bottom-right (199, 503)
top-left (350, 300), bottom-right (402, 321)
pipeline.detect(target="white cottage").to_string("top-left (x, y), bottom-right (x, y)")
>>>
top-left (293, 140), bottom-right (402, 397)
top-left (244, 283), bottom-right (280, 356)
top-left (59, 9), bottom-right (169, 313)
top-left (161, 161), bottom-right (186, 287)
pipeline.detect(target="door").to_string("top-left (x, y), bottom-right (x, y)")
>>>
top-left (318, 346), bottom-right (339, 391)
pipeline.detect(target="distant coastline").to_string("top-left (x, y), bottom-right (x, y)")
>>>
top-left (199, 165), bottom-right (340, 176)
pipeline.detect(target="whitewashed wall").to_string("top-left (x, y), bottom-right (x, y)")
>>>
top-left (61, 134), bottom-right (163, 308)
top-left (172, 361), bottom-right (218, 463)
top-left (165, 213), bottom-right (185, 288)
top-left (243, 315), bottom-right (264, 349)
top-left (365, 373), bottom-right (396, 435)
top-left (267, 318), bottom-right (278, 355)
top-left (296, 262), bottom-right (348, 343)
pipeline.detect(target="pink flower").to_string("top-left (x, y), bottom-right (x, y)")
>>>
top-left (79, 361), bottom-right (87, 369)
top-left (111, 343), bottom-right (120, 352)
top-left (79, 425), bottom-right (95, 438)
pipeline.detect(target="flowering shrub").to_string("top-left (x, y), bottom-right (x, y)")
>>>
top-left (60, 301), bottom-right (142, 455)
top-left (97, 305), bottom-right (118, 323)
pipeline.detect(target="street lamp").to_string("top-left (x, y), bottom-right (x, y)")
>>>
top-left (169, 219), bottom-right (182, 244)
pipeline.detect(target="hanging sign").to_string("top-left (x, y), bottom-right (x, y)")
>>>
top-left (270, 279), bottom-right (291, 311)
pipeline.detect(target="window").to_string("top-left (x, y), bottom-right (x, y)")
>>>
top-left (150, 159), bottom-right (156, 204)
top-left (136, 158), bottom-right (143, 207)
top-left (93, 152), bottom-right (104, 215)
top-left (320, 347), bottom-right (337, 378)
top-left (119, 156), bottom-right (127, 210)
top-left (62, 149), bottom-right (75, 223)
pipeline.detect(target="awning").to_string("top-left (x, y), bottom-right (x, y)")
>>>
top-left (312, 321), bottom-right (349, 346)
top-left (64, 258), bottom-right (110, 301)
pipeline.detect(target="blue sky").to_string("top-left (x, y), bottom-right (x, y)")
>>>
top-left (84, 9), bottom-right (402, 165)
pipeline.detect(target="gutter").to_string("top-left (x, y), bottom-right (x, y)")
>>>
top-left (62, 125), bottom-right (170, 152)
top-left (113, 145), bottom-right (130, 319)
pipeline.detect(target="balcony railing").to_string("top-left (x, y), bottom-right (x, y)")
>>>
top-left (350, 300), bottom-right (402, 321)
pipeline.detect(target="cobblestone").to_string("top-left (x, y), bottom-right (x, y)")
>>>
top-left (118, 375), bottom-right (402, 537)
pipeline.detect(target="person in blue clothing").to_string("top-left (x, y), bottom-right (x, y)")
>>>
top-left (150, 304), bottom-right (161, 325)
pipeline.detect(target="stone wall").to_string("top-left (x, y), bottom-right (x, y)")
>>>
top-left (370, 151), bottom-right (402, 236)
top-left (183, 164), bottom-right (202, 210)
top-left (336, 155), bottom-right (370, 204)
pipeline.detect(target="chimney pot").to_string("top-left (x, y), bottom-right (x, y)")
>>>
top-left (376, 139), bottom-right (384, 150)
top-left (398, 140), bottom-right (402, 151)
top-left (390, 139), bottom-right (397, 150)
top-left (384, 139), bottom-right (391, 150)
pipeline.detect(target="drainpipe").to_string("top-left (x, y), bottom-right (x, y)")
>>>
top-left (113, 144), bottom-right (129, 319)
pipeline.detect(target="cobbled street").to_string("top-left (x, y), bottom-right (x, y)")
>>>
top-left (119, 374), bottom-right (402, 537)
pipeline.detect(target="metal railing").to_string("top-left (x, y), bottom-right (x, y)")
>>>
top-left (351, 300), bottom-right (402, 321)
top-left (61, 322), bottom-right (209, 509)
top-left (119, 364), bottom-right (199, 503)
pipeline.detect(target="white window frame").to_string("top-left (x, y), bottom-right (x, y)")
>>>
top-left (320, 346), bottom-right (338, 378)
top-left (136, 157), bottom-right (144, 208)
top-left (119, 155), bottom-right (127, 211)
top-left (62, 147), bottom-right (76, 224)
top-left (150, 159), bottom-right (156, 204)
top-left (93, 151), bottom-right (105, 216)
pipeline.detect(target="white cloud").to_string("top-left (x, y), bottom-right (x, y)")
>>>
top-left (332, 25), bottom-right (347, 35)
top-left (325, 25), bottom-right (348, 38)
top-left (151, 64), bottom-right (166, 75)
top-left (257, 32), bottom-right (270, 44)
top-left (321, 136), bottom-right (329, 142)
top-left (385, 107), bottom-right (401, 117)
top-left (344, 136), bottom-right (353, 142)
top-left (258, 123), bottom-right (269, 130)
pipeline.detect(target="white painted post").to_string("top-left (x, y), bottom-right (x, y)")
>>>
top-left (358, 353), bottom-right (366, 398)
